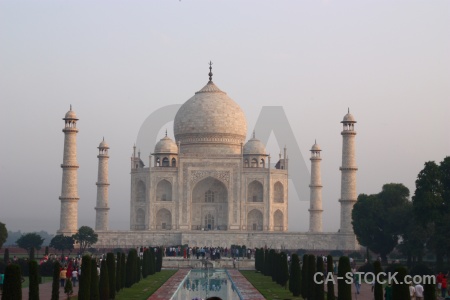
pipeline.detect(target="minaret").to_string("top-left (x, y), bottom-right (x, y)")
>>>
top-left (339, 109), bottom-right (358, 234)
top-left (58, 106), bottom-right (80, 235)
top-left (309, 140), bottom-right (323, 232)
top-left (95, 138), bottom-right (110, 231)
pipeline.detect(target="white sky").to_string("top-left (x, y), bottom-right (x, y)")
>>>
top-left (0, 0), bottom-right (449, 234)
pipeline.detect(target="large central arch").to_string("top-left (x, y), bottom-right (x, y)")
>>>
top-left (191, 176), bottom-right (228, 230)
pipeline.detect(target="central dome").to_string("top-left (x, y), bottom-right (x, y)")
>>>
top-left (174, 81), bottom-right (247, 154)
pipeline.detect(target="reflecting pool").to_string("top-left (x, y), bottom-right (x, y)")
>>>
top-left (171, 269), bottom-right (241, 300)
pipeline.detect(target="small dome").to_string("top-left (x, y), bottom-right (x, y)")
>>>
top-left (99, 138), bottom-right (109, 149)
top-left (311, 142), bottom-right (321, 151)
top-left (342, 112), bottom-right (356, 123)
top-left (244, 138), bottom-right (267, 155)
top-left (154, 136), bottom-right (178, 154)
top-left (64, 108), bottom-right (78, 120)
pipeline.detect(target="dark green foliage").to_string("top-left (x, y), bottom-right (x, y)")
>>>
top-left (136, 254), bottom-right (141, 283)
top-left (99, 259), bottom-right (109, 300)
top-left (115, 252), bottom-right (121, 293)
top-left (39, 259), bottom-right (56, 276)
top-left (373, 261), bottom-right (383, 300)
top-left (49, 234), bottom-right (74, 256)
top-left (2, 263), bottom-right (22, 300)
top-left (90, 259), bottom-right (99, 300)
top-left (272, 252), bottom-right (279, 283)
top-left (45, 246), bottom-right (49, 256)
top-left (51, 261), bottom-right (60, 300)
top-left (269, 249), bottom-right (276, 281)
top-left (64, 277), bottom-right (73, 299)
top-left (315, 256), bottom-right (325, 300)
top-left (149, 248), bottom-right (155, 275)
top-left (78, 255), bottom-right (92, 300)
top-left (106, 252), bottom-right (116, 299)
top-left (16, 232), bottom-right (44, 258)
top-left (263, 249), bottom-right (270, 276)
top-left (156, 247), bottom-right (163, 272)
top-left (424, 281), bottom-right (436, 300)
top-left (30, 247), bottom-right (35, 260)
top-left (28, 260), bottom-right (40, 300)
top-left (0, 222), bottom-right (7, 249)
top-left (301, 254), bottom-right (309, 299)
top-left (327, 255), bottom-right (335, 300)
top-left (126, 248), bottom-right (138, 287)
top-left (3, 248), bottom-right (9, 263)
top-left (289, 253), bottom-right (301, 296)
top-left (307, 254), bottom-right (316, 300)
top-left (337, 256), bottom-right (351, 300)
top-left (357, 262), bottom-right (374, 273)
top-left (279, 252), bottom-right (289, 287)
top-left (392, 266), bottom-right (409, 300)
top-left (142, 249), bottom-right (148, 278)
top-left (72, 226), bottom-right (98, 254)
top-left (120, 252), bottom-right (126, 289)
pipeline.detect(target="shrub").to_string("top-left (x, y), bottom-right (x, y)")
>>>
top-left (90, 259), bottom-right (99, 300)
top-left (29, 260), bottom-right (40, 300)
top-left (392, 266), bottom-right (410, 300)
top-left (327, 255), bottom-right (335, 300)
top-left (64, 277), bottom-right (73, 299)
top-left (115, 252), bottom-right (121, 293)
top-left (315, 256), bottom-right (324, 300)
top-left (106, 252), bottom-right (116, 299)
top-left (301, 254), bottom-right (309, 299)
top-left (126, 248), bottom-right (137, 287)
top-left (39, 259), bottom-right (56, 276)
top-left (99, 259), bottom-right (109, 300)
top-left (373, 260), bottom-right (383, 300)
top-left (307, 254), bottom-right (316, 300)
top-left (3, 248), bottom-right (9, 263)
top-left (51, 261), bottom-right (60, 300)
top-left (120, 252), bottom-right (126, 289)
top-left (78, 255), bottom-right (92, 300)
top-left (279, 252), bottom-right (289, 288)
top-left (2, 263), bottom-right (22, 300)
top-left (337, 256), bottom-right (351, 300)
top-left (289, 253), bottom-right (301, 296)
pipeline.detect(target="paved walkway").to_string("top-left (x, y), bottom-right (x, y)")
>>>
top-left (147, 269), bottom-right (189, 300)
top-left (228, 269), bottom-right (265, 300)
top-left (22, 281), bottom-right (79, 299)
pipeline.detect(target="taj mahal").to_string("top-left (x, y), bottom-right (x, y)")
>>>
top-left (57, 65), bottom-right (360, 250)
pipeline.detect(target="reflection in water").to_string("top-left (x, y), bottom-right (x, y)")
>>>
top-left (172, 269), bottom-right (241, 300)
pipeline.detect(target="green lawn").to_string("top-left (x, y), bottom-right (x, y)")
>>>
top-left (114, 270), bottom-right (177, 300)
top-left (21, 276), bottom-right (52, 288)
top-left (240, 270), bottom-right (304, 300)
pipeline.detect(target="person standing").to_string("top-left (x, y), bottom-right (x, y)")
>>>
top-left (409, 282), bottom-right (416, 300)
top-left (442, 275), bottom-right (448, 298)
top-left (59, 267), bottom-right (67, 288)
top-left (384, 283), bottom-right (393, 300)
top-left (72, 268), bottom-right (78, 287)
top-left (415, 282), bottom-right (424, 300)
top-left (353, 270), bottom-right (361, 294)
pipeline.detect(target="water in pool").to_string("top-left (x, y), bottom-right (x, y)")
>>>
top-left (171, 269), bottom-right (241, 300)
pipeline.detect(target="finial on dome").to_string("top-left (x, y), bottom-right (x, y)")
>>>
top-left (165, 129), bottom-right (167, 137)
top-left (208, 61), bottom-right (213, 82)
top-left (348, 107), bottom-right (350, 113)
top-left (252, 130), bottom-right (255, 139)
top-left (103, 136), bottom-right (105, 141)
top-left (70, 104), bottom-right (72, 111)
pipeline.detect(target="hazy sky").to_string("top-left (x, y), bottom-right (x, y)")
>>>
top-left (1, 1), bottom-right (449, 234)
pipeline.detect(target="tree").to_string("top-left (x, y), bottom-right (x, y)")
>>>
top-left (289, 253), bottom-right (301, 296)
top-left (78, 255), bottom-right (92, 300)
top-left (307, 254), bottom-right (316, 300)
top-left (279, 252), bottom-right (289, 288)
top-left (126, 248), bottom-right (137, 287)
top-left (120, 252), bottom-right (126, 289)
top-left (3, 247), bottom-right (10, 263)
top-left (90, 259), bottom-right (99, 300)
top-left (315, 256), bottom-right (325, 300)
top-left (373, 261), bottom-right (383, 300)
top-left (51, 261), bottom-right (61, 300)
top-left (352, 183), bottom-right (410, 262)
top-left (142, 249), bottom-right (148, 278)
top-left (301, 254), bottom-right (309, 299)
top-left (0, 222), bottom-right (7, 249)
top-left (115, 252), bottom-right (121, 293)
top-left (392, 266), bottom-right (409, 300)
top-left (326, 255), bottom-right (335, 300)
top-left (50, 234), bottom-right (75, 257)
top-left (16, 232), bottom-right (44, 258)
top-left (106, 252), bottom-right (116, 299)
top-left (64, 277), bottom-right (73, 299)
top-left (99, 259), bottom-right (109, 300)
top-left (72, 226), bottom-right (98, 254)
top-left (2, 264), bottom-right (22, 300)
top-left (29, 260), bottom-right (40, 300)
top-left (337, 256), bottom-right (351, 300)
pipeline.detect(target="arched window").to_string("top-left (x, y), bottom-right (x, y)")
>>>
top-left (171, 158), bottom-right (176, 167)
top-left (260, 158), bottom-right (265, 168)
top-left (247, 180), bottom-right (263, 202)
top-left (251, 158), bottom-right (258, 168)
top-left (156, 180), bottom-right (172, 201)
top-left (156, 157), bottom-right (160, 167)
top-left (244, 159), bottom-right (249, 168)
top-left (204, 213), bottom-right (215, 230)
top-left (205, 190), bottom-right (214, 203)
top-left (274, 182), bottom-right (284, 203)
top-left (162, 157), bottom-right (169, 167)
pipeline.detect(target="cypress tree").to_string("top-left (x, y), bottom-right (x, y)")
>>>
top-left (30, 247), bottom-right (35, 260)
top-left (337, 256), bottom-right (351, 300)
top-left (2, 264), bottom-right (22, 300)
top-left (263, 249), bottom-right (270, 276)
top-left (78, 255), bottom-right (92, 300)
top-left (307, 254), bottom-right (316, 300)
top-left (269, 249), bottom-right (276, 281)
top-left (115, 252), bottom-right (121, 293)
top-left (392, 266), bottom-right (409, 300)
top-left (156, 247), bottom-right (163, 272)
top-left (106, 252), bottom-right (116, 299)
top-left (51, 261), bottom-right (60, 300)
top-left (373, 261), bottom-right (383, 300)
top-left (99, 259), bottom-right (109, 300)
top-left (90, 259), bottom-right (99, 300)
top-left (424, 281), bottom-right (436, 300)
top-left (315, 256), bottom-right (325, 300)
top-left (326, 255), bottom-right (335, 300)
top-left (289, 253), bottom-right (301, 296)
top-left (3, 248), bottom-right (9, 263)
top-left (120, 252), bottom-right (126, 289)
top-left (149, 248), bottom-right (155, 275)
top-left (64, 276), bottom-right (73, 299)
top-left (142, 249), bottom-right (148, 278)
top-left (301, 254), bottom-right (309, 299)
top-left (136, 254), bottom-right (141, 283)
top-left (28, 260), bottom-right (40, 300)
top-left (279, 252), bottom-right (289, 288)
top-left (126, 248), bottom-right (137, 287)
